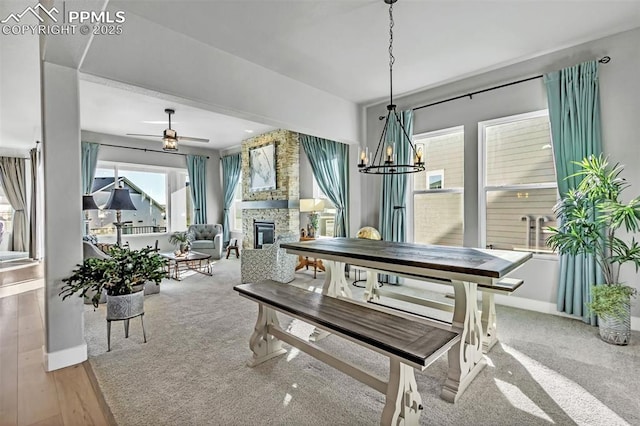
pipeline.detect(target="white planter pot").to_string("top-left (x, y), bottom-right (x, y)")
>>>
top-left (144, 282), bottom-right (160, 295)
top-left (598, 302), bottom-right (631, 345)
top-left (106, 291), bottom-right (145, 321)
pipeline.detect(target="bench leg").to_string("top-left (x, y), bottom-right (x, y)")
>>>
top-left (310, 261), bottom-right (351, 342)
top-left (481, 292), bottom-right (497, 353)
top-left (381, 360), bottom-right (423, 426)
top-left (247, 304), bottom-right (286, 367)
top-left (441, 280), bottom-right (486, 403)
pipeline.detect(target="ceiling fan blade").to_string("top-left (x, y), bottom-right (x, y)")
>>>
top-left (126, 133), bottom-right (163, 138)
top-left (177, 136), bottom-right (209, 143)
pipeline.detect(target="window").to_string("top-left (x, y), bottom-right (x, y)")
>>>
top-left (412, 127), bottom-right (464, 246)
top-left (90, 163), bottom-right (189, 236)
top-left (229, 176), bottom-right (243, 232)
top-left (312, 175), bottom-right (335, 237)
top-left (479, 110), bottom-right (557, 253)
top-left (0, 186), bottom-right (13, 248)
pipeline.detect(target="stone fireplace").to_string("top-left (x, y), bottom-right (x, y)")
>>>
top-left (241, 130), bottom-right (300, 249)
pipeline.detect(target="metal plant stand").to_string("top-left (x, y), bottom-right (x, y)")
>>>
top-left (106, 291), bottom-right (146, 351)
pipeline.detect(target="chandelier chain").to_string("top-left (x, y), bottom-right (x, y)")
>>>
top-left (388, 3), bottom-right (395, 71)
top-left (388, 3), bottom-right (395, 105)
top-left (357, 0), bottom-right (425, 175)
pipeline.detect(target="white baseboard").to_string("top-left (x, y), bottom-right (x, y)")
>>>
top-left (402, 278), bottom-right (640, 332)
top-left (43, 342), bottom-right (87, 371)
top-left (494, 294), bottom-right (640, 331)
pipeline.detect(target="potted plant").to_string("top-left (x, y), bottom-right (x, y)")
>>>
top-left (547, 154), bottom-right (639, 345)
top-left (169, 231), bottom-right (192, 254)
top-left (60, 245), bottom-right (167, 307)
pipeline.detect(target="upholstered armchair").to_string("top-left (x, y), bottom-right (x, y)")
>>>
top-left (188, 224), bottom-right (223, 259)
top-left (241, 233), bottom-right (299, 284)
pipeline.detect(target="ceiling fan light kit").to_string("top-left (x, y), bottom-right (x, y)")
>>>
top-left (126, 108), bottom-right (210, 151)
top-left (162, 109), bottom-right (179, 151)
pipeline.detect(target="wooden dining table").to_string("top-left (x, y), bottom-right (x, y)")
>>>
top-left (281, 237), bottom-right (532, 402)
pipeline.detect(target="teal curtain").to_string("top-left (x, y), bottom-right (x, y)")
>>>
top-left (221, 153), bottom-right (242, 246)
top-left (300, 135), bottom-right (350, 237)
top-left (378, 109), bottom-right (412, 284)
top-left (186, 155), bottom-right (208, 225)
top-left (81, 142), bottom-right (100, 194)
top-left (544, 60), bottom-right (603, 325)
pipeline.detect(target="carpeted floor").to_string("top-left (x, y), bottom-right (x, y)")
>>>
top-left (84, 258), bottom-right (640, 425)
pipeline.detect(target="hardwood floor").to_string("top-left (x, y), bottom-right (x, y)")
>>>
top-left (0, 261), bottom-right (44, 287)
top-left (0, 285), bottom-right (113, 426)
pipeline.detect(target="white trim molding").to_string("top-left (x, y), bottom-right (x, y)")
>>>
top-left (495, 294), bottom-right (640, 332)
top-left (43, 343), bottom-right (88, 372)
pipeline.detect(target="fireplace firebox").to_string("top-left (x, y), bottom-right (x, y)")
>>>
top-left (253, 220), bottom-right (275, 249)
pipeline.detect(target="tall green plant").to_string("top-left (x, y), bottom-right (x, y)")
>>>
top-left (547, 155), bottom-right (639, 318)
top-left (547, 154), bottom-right (640, 285)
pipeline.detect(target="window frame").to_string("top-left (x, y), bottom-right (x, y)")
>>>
top-left (478, 109), bottom-right (558, 255)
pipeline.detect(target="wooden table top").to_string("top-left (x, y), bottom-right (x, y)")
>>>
top-left (281, 238), bottom-right (531, 281)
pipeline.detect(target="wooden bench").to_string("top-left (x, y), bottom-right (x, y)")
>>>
top-left (234, 280), bottom-right (461, 426)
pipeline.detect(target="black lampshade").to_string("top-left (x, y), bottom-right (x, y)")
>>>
top-left (82, 194), bottom-right (99, 211)
top-left (105, 188), bottom-right (137, 211)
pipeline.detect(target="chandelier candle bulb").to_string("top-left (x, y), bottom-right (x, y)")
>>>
top-left (415, 147), bottom-right (423, 165)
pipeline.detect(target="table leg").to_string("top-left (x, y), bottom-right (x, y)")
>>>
top-left (322, 260), bottom-right (352, 298)
top-left (441, 280), bottom-right (486, 403)
top-left (481, 292), bottom-right (497, 353)
top-left (310, 260), bottom-right (351, 342)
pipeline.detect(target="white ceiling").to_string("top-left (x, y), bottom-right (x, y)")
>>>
top-left (79, 79), bottom-right (276, 150)
top-left (2, 0), bottom-right (640, 152)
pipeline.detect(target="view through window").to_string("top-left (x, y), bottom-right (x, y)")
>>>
top-left (230, 176), bottom-right (242, 232)
top-left (0, 186), bottom-right (14, 248)
top-left (90, 164), bottom-right (191, 236)
top-left (412, 127), bottom-right (464, 246)
top-left (480, 110), bottom-right (558, 253)
top-left (312, 175), bottom-right (335, 237)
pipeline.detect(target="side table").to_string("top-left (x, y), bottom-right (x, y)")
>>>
top-left (295, 236), bottom-right (325, 279)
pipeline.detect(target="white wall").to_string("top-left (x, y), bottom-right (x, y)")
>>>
top-left (362, 28), bottom-right (640, 319)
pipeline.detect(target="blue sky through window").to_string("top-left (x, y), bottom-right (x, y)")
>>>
top-left (95, 168), bottom-right (166, 205)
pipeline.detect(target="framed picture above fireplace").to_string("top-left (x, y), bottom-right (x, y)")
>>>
top-left (249, 143), bottom-right (276, 192)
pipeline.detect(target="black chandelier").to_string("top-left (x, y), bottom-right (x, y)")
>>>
top-left (358, 0), bottom-right (425, 175)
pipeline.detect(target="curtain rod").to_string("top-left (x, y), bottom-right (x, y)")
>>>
top-left (99, 143), bottom-right (210, 159)
top-left (412, 56), bottom-right (611, 112)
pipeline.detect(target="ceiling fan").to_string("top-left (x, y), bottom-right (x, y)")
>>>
top-left (127, 108), bottom-right (209, 151)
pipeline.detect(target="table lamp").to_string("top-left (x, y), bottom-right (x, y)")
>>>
top-left (82, 194), bottom-right (99, 236)
top-left (299, 198), bottom-right (325, 238)
top-left (105, 185), bottom-right (137, 246)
